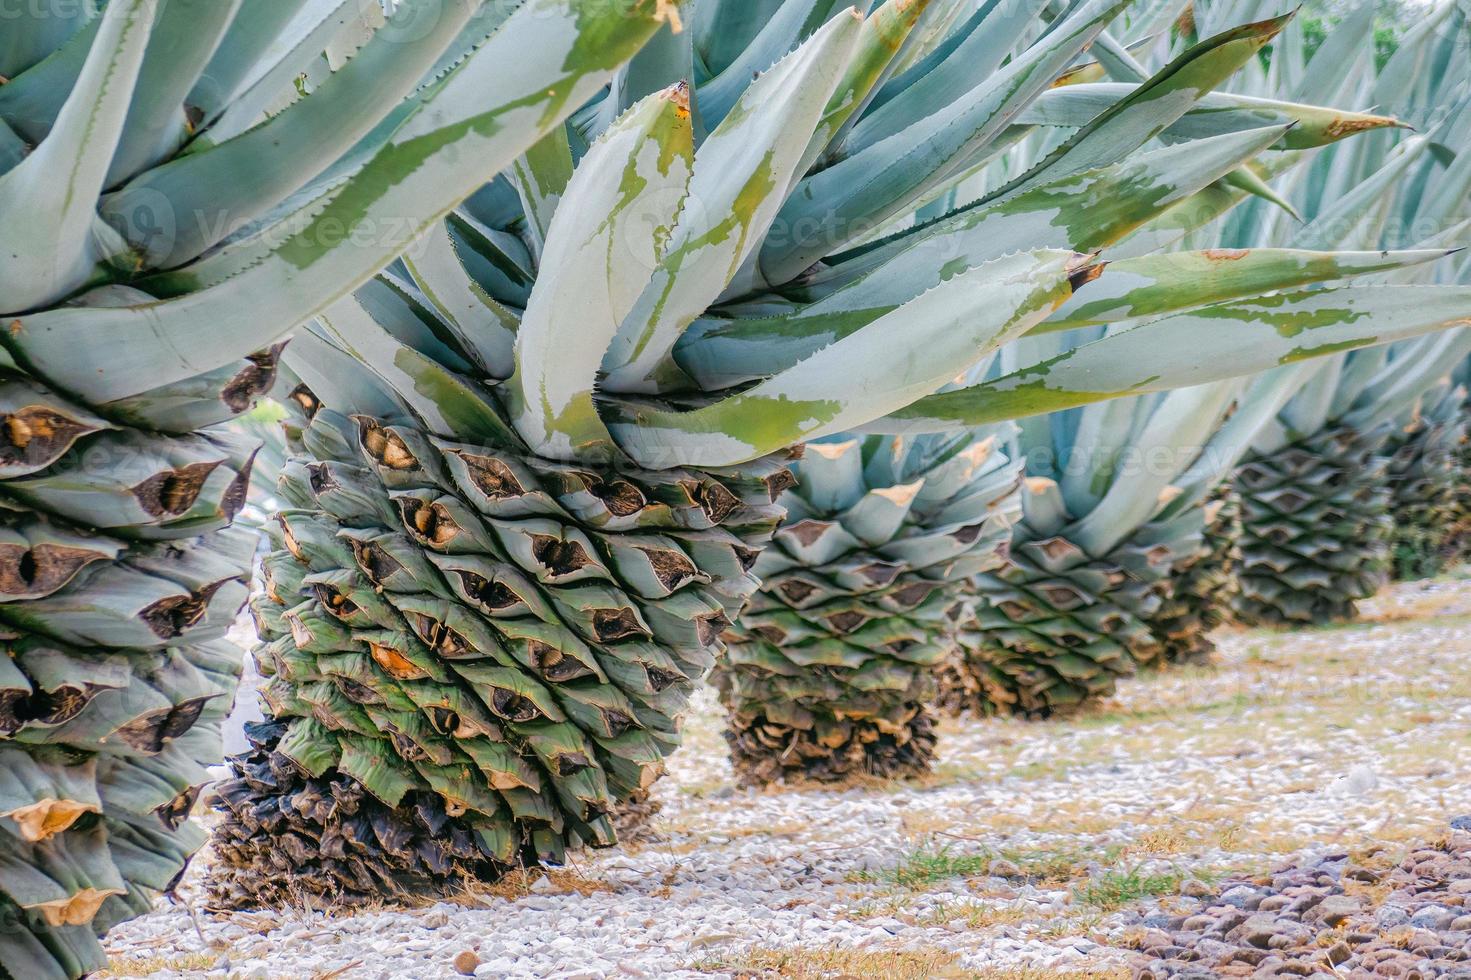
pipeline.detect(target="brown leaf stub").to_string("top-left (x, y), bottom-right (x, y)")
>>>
top-left (637, 546), bottom-right (699, 592)
top-left (358, 419), bottom-right (417, 470)
top-left (398, 497), bottom-right (461, 548)
top-left (287, 384), bottom-right (321, 420)
top-left (369, 642), bottom-right (429, 680)
top-left (455, 570), bottom-right (521, 612)
top-left (591, 606), bottom-right (650, 642)
top-left (113, 697), bottom-right (212, 754)
top-left (528, 640), bottom-right (592, 683)
top-left (0, 407), bottom-right (98, 471)
top-left (2, 798), bottom-right (99, 842)
top-left (139, 591), bottom-right (212, 639)
top-left (0, 543), bottom-right (109, 597)
top-left (132, 461), bottom-right (220, 517)
top-left (220, 344), bottom-right (285, 413)
top-left (350, 538), bottom-right (404, 586)
top-left (530, 534), bottom-right (595, 576)
top-left (455, 452), bottom-right (525, 500)
top-left (34, 887), bottom-right (123, 928)
top-left (690, 478), bottom-right (740, 523)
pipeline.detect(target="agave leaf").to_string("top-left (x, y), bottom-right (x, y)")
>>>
top-left (693, 0), bottom-right (792, 78)
top-left (0, 0), bottom-right (96, 79)
top-left (760, 0), bottom-right (1133, 284)
top-left (0, 0), bottom-right (149, 313)
top-left (1017, 84), bottom-right (1406, 150)
top-left (196, 0), bottom-right (373, 142)
top-left (0, 16), bottom-right (102, 146)
top-left (836, 0), bottom-right (1038, 154)
top-left (1291, 0), bottom-right (1375, 106)
top-left (1164, 364), bottom-right (1311, 513)
top-left (1341, 329), bottom-right (1471, 430)
top-left (869, 284), bottom-right (1471, 433)
top-left (818, 123), bottom-right (1293, 291)
top-left (185, 0), bottom-right (302, 122)
top-left (1068, 383), bottom-right (1239, 556)
top-left (698, 0), bottom-right (831, 127)
top-left (4, 0), bottom-right (670, 405)
top-left (398, 223), bottom-right (523, 380)
top-left (796, 0), bottom-right (937, 177)
top-left (99, 0), bottom-right (486, 268)
top-left (1034, 248), bottom-right (1458, 333)
top-left (599, 10), bottom-right (864, 394)
top-left (978, 14), bottom-right (1292, 208)
top-left (1291, 136), bottom-right (1433, 250)
top-left (104, 0), bottom-right (241, 187)
top-left (676, 126), bottom-right (1294, 389)
top-left (507, 85), bottom-right (695, 461)
top-left (607, 250), bottom-right (1082, 468)
top-left (506, 126), bottom-right (575, 261)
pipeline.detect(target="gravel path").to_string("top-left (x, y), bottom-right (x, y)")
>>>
top-left (101, 574), bottom-right (1471, 979)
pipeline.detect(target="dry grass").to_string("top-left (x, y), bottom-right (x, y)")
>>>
top-left (688, 945), bottom-right (973, 978)
top-left (467, 866), bottom-right (616, 902)
top-left (688, 945), bottom-right (1132, 979)
top-left (97, 953), bottom-right (218, 977)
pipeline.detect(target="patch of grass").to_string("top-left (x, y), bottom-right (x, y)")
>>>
top-left (689, 944), bottom-right (1133, 979)
top-left (915, 901), bottom-right (1030, 930)
top-left (98, 953), bottom-right (219, 977)
top-left (970, 972), bottom-right (1129, 980)
top-left (687, 945), bottom-right (972, 979)
top-left (850, 842), bottom-right (1122, 890)
top-left (1072, 867), bottom-right (1200, 912)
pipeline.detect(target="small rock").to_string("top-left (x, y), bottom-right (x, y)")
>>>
top-left (1376, 905), bottom-right (1411, 929)
top-left (1325, 941), bottom-right (1352, 966)
top-left (421, 908), bottom-right (450, 929)
top-left (1220, 886), bottom-right (1264, 910)
top-left (1313, 894), bottom-right (1363, 926)
top-left (453, 951), bottom-right (481, 976)
top-left (1450, 914), bottom-right (1471, 931)
top-left (1327, 764), bottom-right (1379, 797)
top-left (1179, 878), bottom-right (1214, 899)
top-left (1408, 905), bottom-right (1458, 930)
top-left (1449, 815), bottom-right (1471, 832)
top-left (1235, 913), bottom-right (1281, 948)
top-left (988, 858), bottom-right (1021, 878)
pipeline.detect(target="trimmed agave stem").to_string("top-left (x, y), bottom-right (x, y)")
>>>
top-left (936, 504), bottom-right (1208, 719)
top-left (1234, 425), bottom-right (1395, 627)
top-left (209, 407), bottom-right (791, 907)
top-left (1455, 403), bottom-right (1471, 568)
top-left (0, 354), bottom-right (275, 979)
top-left (1386, 407), bottom-right (1468, 581)
top-left (1144, 485), bottom-right (1244, 666)
top-left (713, 432), bottom-right (1022, 784)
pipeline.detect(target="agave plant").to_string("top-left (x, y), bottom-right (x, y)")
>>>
top-left (204, 0), bottom-right (1471, 904)
top-left (0, 1), bottom-right (674, 975)
top-left (1238, 332), bottom-right (1471, 625)
top-left (713, 427), bottom-right (1022, 783)
top-left (934, 358), bottom-right (1342, 716)
top-left (1385, 380), bottom-right (1470, 580)
top-left (1224, 1), bottom-right (1471, 626)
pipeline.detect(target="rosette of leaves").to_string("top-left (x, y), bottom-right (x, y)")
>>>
top-left (713, 428), bottom-right (1023, 784)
